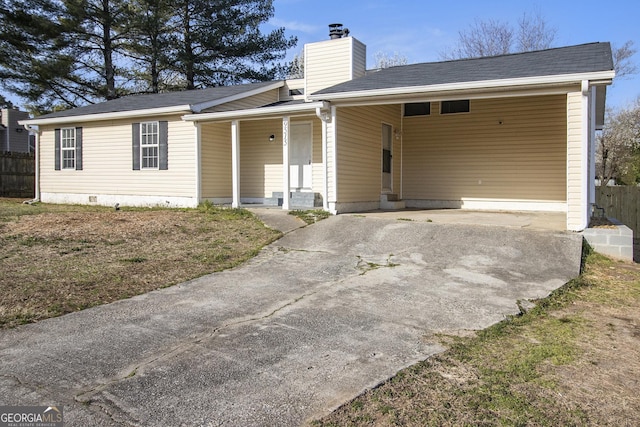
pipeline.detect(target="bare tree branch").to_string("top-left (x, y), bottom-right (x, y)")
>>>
top-left (612, 40), bottom-right (638, 79)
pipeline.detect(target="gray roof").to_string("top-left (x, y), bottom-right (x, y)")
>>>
top-left (313, 42), bottom-right (614, 96)
top-left (37, 81), bottom-right (281, 119)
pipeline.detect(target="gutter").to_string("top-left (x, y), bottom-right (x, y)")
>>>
top-left (315, 104), bottom-right (332, 211)
top-left (182, 101), bottom-right (329, 122)
top-left (18, 105), bottom-right (192, 126)
top-left (309, 71), bottom-right (616, 102)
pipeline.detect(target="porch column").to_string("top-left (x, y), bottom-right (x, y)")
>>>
top-left (231, 120), bottom-right (240, 208)
top-left (282, 116), bottom-right (290, 210)
top-left (588, 85), bottom-right (597, 208)
top-left (194, 122), bottom-right (202, 205)
top-left (321, 116), bottom-right (329, 210)
top-left (566, 81), bottom-right (592, 231)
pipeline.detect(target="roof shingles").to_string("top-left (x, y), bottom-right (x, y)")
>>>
top-left (37, 81), bottom-right (281, 119)
top-left (312, 42), bottom-right (614, 95)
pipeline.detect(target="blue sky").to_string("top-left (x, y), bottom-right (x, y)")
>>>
top-left (270, 0), bottom-right (640, 109)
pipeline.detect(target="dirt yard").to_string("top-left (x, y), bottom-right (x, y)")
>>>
top-left (0, 199), bottom-right (280, 328)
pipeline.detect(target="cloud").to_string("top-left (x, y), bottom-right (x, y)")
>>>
top-left (269, 18), bottom-right (322, 34)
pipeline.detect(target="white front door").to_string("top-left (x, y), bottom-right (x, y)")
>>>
top-left (382, 123), bottom-right (392, 192)
top-left (290, 123), bottom-right (313, 190)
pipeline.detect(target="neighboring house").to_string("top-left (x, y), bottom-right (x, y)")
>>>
top-left (1, 108), bottom-right (31, 152)
top-left (19, 25), bottom-right (614, 231)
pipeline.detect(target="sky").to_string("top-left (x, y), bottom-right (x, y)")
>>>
top-left (269, 0), bottom-right (640, 109)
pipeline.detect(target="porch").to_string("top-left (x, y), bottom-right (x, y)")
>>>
top-left (345, 208), bottom-right (568, 232)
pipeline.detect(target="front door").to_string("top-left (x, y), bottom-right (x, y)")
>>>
top-left (382, 123), bottom-right (392, 192)
top-left (290, 122), bottom-right (312, 190)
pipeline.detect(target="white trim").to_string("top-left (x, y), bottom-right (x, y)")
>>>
top-left (231, 120), bottom-right (240, 208)
top-left (326, 86), bottom-right (584, 108)
top-left (27, 125), bottom-right (41, 200)
top-left (194, 122), bottom-right (202, 204)
top-left (399, 108), bottom-right (403, 200)
top-left (331, 106), bottom-right (338, 207)
top-left (315, 106), bottom-right (330, 211)
top-left (40, 192), bottom-right (198, 208)
top-left (589, 85), bottom-right (597, 207)
top-left (282, 116), bottom-right (290, 210)
top-left (579, 80), bottom-right (590, 230)
top-left (191, 82), bottom-right (284, 112)
top-left (20, 105), bottom-right (191, 126)
top-left (60, 127), bottom-right (76, 170)
top-left (182, 101), bottom-right (328, 122)
top-left (310, 71), bottom-right (615, 102)
top-left (140, 121), bottom-right (160, 170)
top-left (404, 199), bottom-right (567, 212)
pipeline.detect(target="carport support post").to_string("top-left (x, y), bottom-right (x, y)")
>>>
top-left (231, 120), bottom-right (240, 208)
top-left (282, 116), bottom-right (290, 210)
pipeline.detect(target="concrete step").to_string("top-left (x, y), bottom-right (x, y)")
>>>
top-left (266, 192), bottom-right (322, 208)
top-left (380, 194), bottom-right (405, 210)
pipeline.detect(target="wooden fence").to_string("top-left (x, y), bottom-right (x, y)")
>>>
top-left (596, 186), bottom-right (640, 237)
top-left (0, 152), bottom-right (35, 198)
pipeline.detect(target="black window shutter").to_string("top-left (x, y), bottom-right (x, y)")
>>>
top-left (54, 128), bottom-right (61, 170)
top-left (132, 123), bottom-right (140, 170)
top-left (159, 121), bottom-right (168, 170)
top-left (75, 127), bottom-right (83, 170)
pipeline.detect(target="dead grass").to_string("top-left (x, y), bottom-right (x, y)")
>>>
top-left (0, 198), bottom-right (280, 328)
top-left (311, 252), bottom-right (640, 427)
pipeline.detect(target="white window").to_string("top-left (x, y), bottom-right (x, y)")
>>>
top-left (141, 121), bottom-right (159, 169)
top-left (61, 127), bottom-right (76, 169)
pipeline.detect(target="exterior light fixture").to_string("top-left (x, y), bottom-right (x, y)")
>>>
top-left (15, 127), bottom-right (24, 133)
top-left (269, 134), bottom-right (275, 142)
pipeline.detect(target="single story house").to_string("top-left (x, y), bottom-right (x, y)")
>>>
top-left (20, 25), bottom-right (615, 231)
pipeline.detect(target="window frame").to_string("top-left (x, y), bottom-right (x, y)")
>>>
top-left (140, 121), bottom-right (160, 170)
top-left (440, 100), bottom-right (470, 115)
top-left (60, 127), bottom-right (76, 170)
top-left (404, 102), bottom-right (431, 117)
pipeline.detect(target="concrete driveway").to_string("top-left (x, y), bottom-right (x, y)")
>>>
top-left (0, 215), bottom-right (582, 426)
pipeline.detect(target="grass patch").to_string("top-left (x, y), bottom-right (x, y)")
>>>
top-left (0, 199), bottom-right (281, 328)
top-left (312, 252), bottom-right (640, 426)
top-left (289, 209), bottom-right (330, 224)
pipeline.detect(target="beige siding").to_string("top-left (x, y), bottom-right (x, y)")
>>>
top-left (201, 122), bottom-right (232, 198)
top-left (566, 92), bottom-right (585, 229)
top-left (280, 79), bottom-right (305, 101)
top-left (237, 116), bottom-right (323, 199)
top-left (310, 119), bottom-right (323, 193)
top-left (305, 37), bottom-right (366, 96)
top-left (351, 39), bottom-right (366, 80)
top-left (403, 95), bottom-right (567, 202)
top-left (206, 90), bottom-right (279, 112)
top-left (336, 105), bottom-right (402, 202)
top-left (239, 120), bottom-right (282, 198)
top-left (40, 115), bottom-right (196, 199)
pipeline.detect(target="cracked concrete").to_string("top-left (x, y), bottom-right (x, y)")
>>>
top-left (0, 215), bottom-right (582, 426)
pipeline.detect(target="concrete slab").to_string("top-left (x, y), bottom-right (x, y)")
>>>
top-left (353, 208), bottom-right (567, 231)
top-left (0, 216), bottom-right (582, 426)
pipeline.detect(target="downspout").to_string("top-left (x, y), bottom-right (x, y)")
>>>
top-left (315, 102), bottom-right (331, 211)
top-left (24, 124), bottom-right (40, 202)
top-left (331, 106), bottom-right (338, 214)
top-left (194, 122), bottom-right (202, 207)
